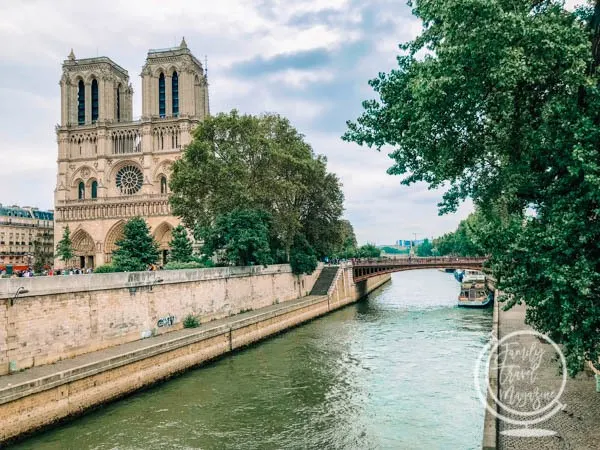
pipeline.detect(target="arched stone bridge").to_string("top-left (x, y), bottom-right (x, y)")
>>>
top-left (351, 257), bottom-right (487, 282)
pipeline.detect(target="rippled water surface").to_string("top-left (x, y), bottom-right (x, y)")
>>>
top-left (13, 270), bottom-right (492, 450)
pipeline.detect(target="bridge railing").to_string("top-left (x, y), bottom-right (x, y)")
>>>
top-left (351, 256), bottom-right (487, 267)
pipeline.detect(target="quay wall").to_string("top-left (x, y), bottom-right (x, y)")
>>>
top-left (0, 264), bottom-right (322, 376)
top-left (0, 268), bottom-right (391, 444)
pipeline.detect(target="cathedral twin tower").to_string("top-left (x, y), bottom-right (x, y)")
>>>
top-left (54, 38), bottom-right (208, 268)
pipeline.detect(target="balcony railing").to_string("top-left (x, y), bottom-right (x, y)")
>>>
top-left (59, 193), bottom-right (169, 206)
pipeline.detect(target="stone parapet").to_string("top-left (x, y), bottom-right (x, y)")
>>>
top-left (0, 268), bottom-right (390, 445)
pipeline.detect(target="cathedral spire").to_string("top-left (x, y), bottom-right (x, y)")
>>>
top-left (68, 48), bottom-right (75, 60)
top-left (180, 37), bottom-right (188, 49)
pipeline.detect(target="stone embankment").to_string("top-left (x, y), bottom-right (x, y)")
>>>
top-left (0, 264), bottom-right (390, 444)
top-left (0, 264), bottom-right (323, 375)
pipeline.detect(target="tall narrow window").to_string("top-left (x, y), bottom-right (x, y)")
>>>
top-left (160, 176), bottom-right (167, 194)
top-left (172, 71), bottom-right (179, 117)
top-left (159, 73), bottom-right (166, 118)
top-left (77, 80), bottom-right (85, 125)
top-left (91, 181), bottom-right (98, 199)
top-left (91, 79), bottom-right (99, 122)
top-left (78, 182), bottom-right (85, 200)
top-left (116, 84), bottom-right (121, 122)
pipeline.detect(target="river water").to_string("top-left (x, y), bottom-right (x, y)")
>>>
top-left (12, 270), bottom-right (492, 450)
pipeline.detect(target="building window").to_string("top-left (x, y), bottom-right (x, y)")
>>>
top-left (91, 180), bottom-right (98, 199)
top-left (78, 181), bottom-right (85, 200)
top-left (91, 79), bottom-right (99, 122)
top-left (116, 165), bottom-right (144, 195)
top-left (116, 84), bottom-right (121, 122)
top-left (172, 71), bottom-right (179, 117)
top-left (78, 80), bottom-right (85, 125)
top-left (160, 176), bottom-right (167, 194)
top-left (159, 73), bottom-right (166, 118)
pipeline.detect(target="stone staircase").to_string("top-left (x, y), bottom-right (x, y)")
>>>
top-left (309, 266), bottom-right (339, 296)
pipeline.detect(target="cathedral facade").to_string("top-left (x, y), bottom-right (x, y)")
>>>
top-left (54, 39), bottom-right (208, 269)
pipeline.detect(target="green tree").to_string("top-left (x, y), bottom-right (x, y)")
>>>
top-left (289, 234), bottom-right (318, 275)
top-left (201, 209), bottom-right (273, 267)
top-left (433, 212), bottom-right (487, 257)
top-left (33, 237), bottom-right (52, 273)
top-left (416, 238), bottom-right (433, 257)
top-left (112, 217), bottom-right (159, 272)
top-left (169, 225), bottom-right (194, 263)
top-left (357, 243), bottom-right (381, 258)
top-left (344, 0), bottom-right (600, 374)
top-left (169, 110), bottom-right (345, 260)
top-left (56, 225), bottom-right (74, 263)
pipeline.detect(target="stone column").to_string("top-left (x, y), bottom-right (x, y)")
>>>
top-left (70, 84), bottom-right (78, 125)
top-left (142, 75), bottom-right (150, 118)
top-left (60, 77), bottom-right (69, 126)
top-left (99, 77), bottom-right (107, 122)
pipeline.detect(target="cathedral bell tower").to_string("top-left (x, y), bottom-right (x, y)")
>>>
top-left (59, 49), bottom-right (133, 126)
top-left (141, 37), bottom-right (209, 121)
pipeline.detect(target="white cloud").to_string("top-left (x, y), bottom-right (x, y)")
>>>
top-left (0, 0), bottom-right (473, 243)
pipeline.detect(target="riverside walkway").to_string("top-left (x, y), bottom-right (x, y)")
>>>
top-left (495, 302), bottom-right (600, 449)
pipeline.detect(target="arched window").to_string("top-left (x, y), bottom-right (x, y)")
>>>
top-left (116, 84), bottom-right (121, 122)
top-left (91, 181), bottom-right (98, 199)
top-left (160, 176), bottom-right (167, 194)
top-left (172, 71), bottom-right (179, 117)
top-left (77, 80), bottom-right (85, 125)
top-left (78, 182), bottom-right (85, 200)
top-left (91, 79), bottom-right (99, 122)
top-left (159, 73), bottom-right (166, 118)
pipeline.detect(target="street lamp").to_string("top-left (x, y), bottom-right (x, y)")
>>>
top-left (149, 278), bottom-right (164, 291)
top-left (11, 286), bottom-right (29, 306)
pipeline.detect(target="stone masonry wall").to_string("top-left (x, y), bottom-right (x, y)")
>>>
top-left (0, 264), bottom-right (322, 375)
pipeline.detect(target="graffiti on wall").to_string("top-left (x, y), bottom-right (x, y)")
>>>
top-left (157, 315), bottom-right (176, 328)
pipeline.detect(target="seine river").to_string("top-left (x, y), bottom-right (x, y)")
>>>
top-left (12, 269), bottom-right (492, 450)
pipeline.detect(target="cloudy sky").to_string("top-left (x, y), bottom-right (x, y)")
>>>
top-left (7, 0), bottom-right (584, 245)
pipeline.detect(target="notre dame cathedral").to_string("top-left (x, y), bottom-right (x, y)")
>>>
top-left (54, 38), bottom-right (208, 269)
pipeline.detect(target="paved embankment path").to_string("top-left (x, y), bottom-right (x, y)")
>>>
top-left (0, 294), bottom-right (328, 401)
top-left (497, 303), bottom-right (600, 450)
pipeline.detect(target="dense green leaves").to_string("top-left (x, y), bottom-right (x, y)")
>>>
top-left (433, 212), bottom-right (487, 257)
top-left (112, 217), bottom-right (159, 272)
top-left (170, 110), bottom-right (347, 271)
top-left (169, 225), bottom-right (194, 263)
top-left (290, 234), bottom-right (318, 275)
top-left (345, 0), bottom-right (600, 374)
top-left (56, 225), bottom-right (74, 263)
top-left (200, 209), bottom-right (273, 267)
top-left (416, 238), bottom-right (433, 257)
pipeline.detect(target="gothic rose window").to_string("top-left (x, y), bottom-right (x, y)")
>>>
top-left (115, 165), bottom-right (143, 195)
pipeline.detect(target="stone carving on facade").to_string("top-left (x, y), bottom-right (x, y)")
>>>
top-left (55, 42), bottom-right (206, 268)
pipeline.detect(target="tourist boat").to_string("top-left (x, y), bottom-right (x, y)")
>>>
top-left (458, 286), bottom-right (493, 308)
top-left (454, 269), bottom-right (485, 283)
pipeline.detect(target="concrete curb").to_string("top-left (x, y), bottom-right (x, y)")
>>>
top-left (481, 289), bottom-right (499, 449)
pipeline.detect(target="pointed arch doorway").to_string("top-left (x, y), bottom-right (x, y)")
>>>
top-left (72, 229), bottom-right (95, 269)
top-left (153, 222), bottom-right (173, 265)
